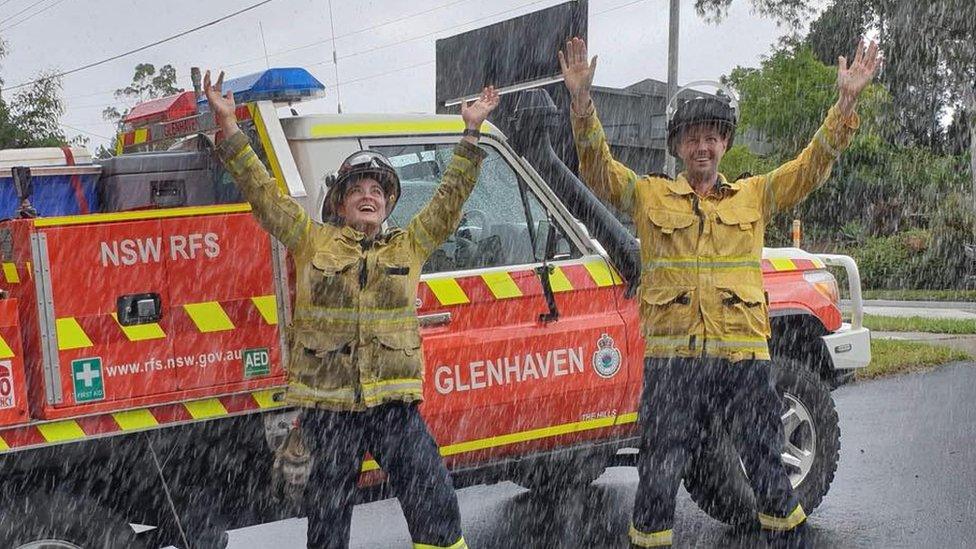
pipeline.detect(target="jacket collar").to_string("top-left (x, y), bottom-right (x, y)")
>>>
top-left (669, 173), bottom-right (740, 196)
top-left (336, 223), bottom-right (403, 244)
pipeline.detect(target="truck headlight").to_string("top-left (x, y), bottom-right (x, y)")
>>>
top-left (803, 270), bottom-right (840, 306)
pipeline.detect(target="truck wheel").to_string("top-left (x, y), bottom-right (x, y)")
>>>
top-left (683, 359), bottom-right (840, 527)
top-left (0, 490), bottom-right (144, 549)
top-left (511, 448), bottom-right (610, 494)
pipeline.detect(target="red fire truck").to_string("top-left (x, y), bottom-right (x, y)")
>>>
top-left (0, 68), bottom-right (870, 548)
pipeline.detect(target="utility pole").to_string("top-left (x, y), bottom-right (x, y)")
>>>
top-left (665, 0), bottom-right (680, 177)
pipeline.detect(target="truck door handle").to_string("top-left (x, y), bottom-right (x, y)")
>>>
top-left (117, 293), bottom-right (162, 325)
top-left (418, 312), bottom-right (452, 327)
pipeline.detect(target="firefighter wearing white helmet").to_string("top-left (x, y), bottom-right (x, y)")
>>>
top-left (559, 37), bottom-right (880, 548)
top-left (204, 69), bottom-right (499, 549)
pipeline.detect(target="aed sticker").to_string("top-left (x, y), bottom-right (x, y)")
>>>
top-left (243, 348), bottom-right (271, 378)
top-left (592, 333), bottom-right (622, 378)
top-left (71, 357), bottom-right (105, 403)
top-left (0, 360), bottom-right (16, 409)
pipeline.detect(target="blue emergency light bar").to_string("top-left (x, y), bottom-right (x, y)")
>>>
top-left (200, 67), bottom-right (325, 106)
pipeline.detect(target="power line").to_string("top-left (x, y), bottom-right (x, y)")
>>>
top-left (0, 0), bottom-right (22, 10)
top-left (59, 122), bottom-right (111, 140)
top-left (60, 0), bottom-right (473, 103)
top-left (327, 0), bottom-right (342, 113)
top-left (0, 0), bottom-right (47, 26)
top-left (0, 0), bottom-right (70, 32)
top-left (61, 0), bottom-right (549, 111)
top-left (594, 0), bottom-right (647, 17)
top-left (217, 0), bottom-right (475, 72)
top-left (1, 0), bottom-right (276, 93)
top-left (57, 0), bottom-right (560, 124)
top-left (312, 0), bottom-right (553, 66)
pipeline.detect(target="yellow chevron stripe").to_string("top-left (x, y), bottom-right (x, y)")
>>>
top-left (549, 266), bottom-right (574, 293)
top-left (37, 420), bottom-right (85, 442)
top-left (584, 260), bottom-right (622, 287)
top-left (480, 272), bottom-right (522, 299)
top-left (426, 278), bottom-right (470, 306)
top-left (2, 263), bottom-right (19, 284)
top-left (251, 295), bottom-right (279, 325)
top-left (133, 128), bottom-right (149, 144)
top-left (0, 436), bottom-right (8, 450)
top-left (252, 389), bottom-right (285, 409)
top-left (113, 409), bottom-right (160, 431)
top-left (0, 334), bottom-right (13, 359)
top-left (55, 318), bottom-right (93, 350)
top-left (769, 258), bottom-right (797, 271)
top-left (184, 398), bottom-right (229, 419)
top-left (183, 302), bottom-right (235, 333)
top-left (363, 459), bottom-right (380, 472)
top-left (111, 313), bottom-right (166, 341)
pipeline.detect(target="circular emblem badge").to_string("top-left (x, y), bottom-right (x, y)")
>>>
top-left (592, 333), bottom-right (622, 378)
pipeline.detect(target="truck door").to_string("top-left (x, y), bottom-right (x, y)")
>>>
top-left (35, 218), bottom-right (178, 415)
top-left (367, 137), bottom-right (632, 467)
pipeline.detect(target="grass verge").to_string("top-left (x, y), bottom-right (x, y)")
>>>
top-left (863, 314), bottom-right (976, 334)
top-left (862, 289), bottom-right (976, 301)
top-left (857, 339), bottom-right (972, 381)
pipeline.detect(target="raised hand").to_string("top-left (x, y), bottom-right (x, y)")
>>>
top-left (203, 70), bottom-right (239, 137)
top-left (461, 86), bottom-right (500, 131)
top-left (558, 37), bottom-right (597, 112)
top-left (837, 39), bottom-right (881, 116)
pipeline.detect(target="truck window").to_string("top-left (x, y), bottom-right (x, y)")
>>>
top-left (374, 142), bottom-right (581, 274)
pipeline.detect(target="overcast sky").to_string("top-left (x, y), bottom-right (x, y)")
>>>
top-left (0, 0), bottom-right (819, 149)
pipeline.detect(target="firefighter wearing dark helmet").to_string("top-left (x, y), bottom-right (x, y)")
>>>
top-left (204, 70), bottom-right (499, 549)
top-left (559, 38), bottom-right (879, 547)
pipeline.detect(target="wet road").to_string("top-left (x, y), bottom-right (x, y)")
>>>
top-left (227, 362), bottom-right (976, 548)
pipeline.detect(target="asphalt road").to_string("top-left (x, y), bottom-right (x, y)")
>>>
top-left (227, 362), bottom-right (976, 548)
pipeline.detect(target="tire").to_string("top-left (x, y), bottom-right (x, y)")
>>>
top-left (0, 490), bottom-right (144, 549)
top-left (683, 358), bottom-right (840, 527)
top-left (511, 448), bottom-right (610, 494)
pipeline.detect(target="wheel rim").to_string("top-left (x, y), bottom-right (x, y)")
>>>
top-left (780, 392), bottom-right (817, 488)
top-left (16, 541), bottom-right (83, 549)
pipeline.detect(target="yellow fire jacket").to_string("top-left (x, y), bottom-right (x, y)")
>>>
top-left (572, 105), bottom-right (859, 362)
top-left (218, 131), bottom-right (486, 409)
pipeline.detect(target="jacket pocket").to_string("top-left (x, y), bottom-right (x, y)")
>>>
top-left (645, 209), bottom-right (699, 259)
top-left (716, 285), bottom-right (769, 337)
top-left (640, 286), bottom-right (695, 337)
top-left (647, 209), bottom-right (697, 234)
top-left (376, 257), bottom-right (415, 309)
top-left (310, 252), bottom-right (358, 277)
top-left (715, 206), bottom-right (761, 255)
top-left (372, 331), bottom-right (423, 380)
top-left (289, 330), bottom-right (356, 386)
top-left (309, 252), bottom-right (358, 307)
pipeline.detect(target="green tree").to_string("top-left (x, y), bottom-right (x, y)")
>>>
top-left (102, 63), bottom-right (183, 127)
top-left (693, 0), bottom-right (813, 31)
top-left (0, 39), bottom-right (74, 148)
top-left (98, 63), bottom-right (183, 158)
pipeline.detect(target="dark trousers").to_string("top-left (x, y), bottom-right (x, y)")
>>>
top-left (301, 402), bottom-right (463, 549)
top-left (632, 357), bottom-right (800, 535)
